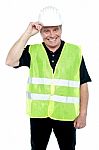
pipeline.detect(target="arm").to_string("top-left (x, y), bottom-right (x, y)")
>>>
top-left (74, 83), bottom-right (89, 129)
top-left (5, 22), bottom-right (42, 67)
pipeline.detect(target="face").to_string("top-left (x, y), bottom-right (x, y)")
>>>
top-left (40, 25), bottom-right (62, 50)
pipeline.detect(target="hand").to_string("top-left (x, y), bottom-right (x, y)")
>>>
top-left (24, 22), bottom-right (43, 37)
top-left (74, 114), bottom-right (87, 129)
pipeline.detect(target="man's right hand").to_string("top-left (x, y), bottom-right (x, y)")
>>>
top-left (24, 22), bottom-right (43, 37)
top-left (5, 22), bottom-right (42, 67)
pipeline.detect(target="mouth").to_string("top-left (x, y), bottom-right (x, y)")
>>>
top-left (47, 37), bottom-right (57, 42)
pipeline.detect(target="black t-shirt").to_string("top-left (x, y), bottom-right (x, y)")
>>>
top-left (16, 41), bottom-right (91, 84)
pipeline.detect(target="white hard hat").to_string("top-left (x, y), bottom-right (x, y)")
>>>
top-left (38, 6), bottom-right (62, 26)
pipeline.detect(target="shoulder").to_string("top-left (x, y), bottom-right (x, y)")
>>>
top-left (29, 43), bottom-right (42, 48)
top-left (64, 42), bottom-right (82, 55)
top-left (65, 42), bottom-right (81, 49)
top-left (29, 43), bottom-right (43, 54)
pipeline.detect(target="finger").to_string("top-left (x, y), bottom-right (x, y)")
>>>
top-left (75, 123), bottom-right (86, 129)
top-left (74, 120), bottom-right (81, 129)
top-left (36, 24), bottom-right (42, 31)
top-left (74, 120), bottom-right (78, 128)
top-left (73, 121), bottom-right (76, 128)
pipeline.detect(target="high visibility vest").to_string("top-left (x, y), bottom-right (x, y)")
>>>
top-left (26, 43), bottom-right (82, 121)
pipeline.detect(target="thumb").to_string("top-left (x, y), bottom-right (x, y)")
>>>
top-left (74, 119), bottom-right (77, 128)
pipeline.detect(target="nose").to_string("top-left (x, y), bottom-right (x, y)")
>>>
top-left (49, 30), bottom-right (55, 37)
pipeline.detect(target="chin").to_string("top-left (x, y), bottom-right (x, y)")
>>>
top-left (48, 41), bottom-right (58, 45)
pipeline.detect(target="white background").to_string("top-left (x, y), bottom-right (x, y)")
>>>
top-left (0, 0), bottom-right (98, 149)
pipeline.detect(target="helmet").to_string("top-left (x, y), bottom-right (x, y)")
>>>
top-left (38, 6), bottom-right (62, 26)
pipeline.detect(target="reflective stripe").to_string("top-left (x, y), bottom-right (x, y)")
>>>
top-left (28, 77), bottom-right (80, 88)
top-left (51, 95), bottom-right (79, 103)
top-left (27, 92), bottom-right (50, 101)
top-left (26, 92), bottom-right (79, 104)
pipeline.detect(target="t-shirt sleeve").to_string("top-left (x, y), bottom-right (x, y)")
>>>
top-left (80, 56), bottom-right (91, 85)
top-left (14, 45), bottom-right (30, 68)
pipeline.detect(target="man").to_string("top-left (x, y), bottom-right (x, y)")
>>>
top-left (6, 6), bottom-right (91, 150)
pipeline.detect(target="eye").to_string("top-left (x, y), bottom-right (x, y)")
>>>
top-left (53, 27), bottom-right (59, 32)
top-left (44, 29), bottom-right (49, 33)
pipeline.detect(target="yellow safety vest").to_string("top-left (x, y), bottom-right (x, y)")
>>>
top-left (26, 43), bottom-right (82, 121)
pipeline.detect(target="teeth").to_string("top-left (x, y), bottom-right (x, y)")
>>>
top-left (48, 39), bottom-right (56, 41)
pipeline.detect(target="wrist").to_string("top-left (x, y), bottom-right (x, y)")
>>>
top-left (79, 111), bottom-right (87, 117)
top-left (23, 31), bottom-right (31, 39)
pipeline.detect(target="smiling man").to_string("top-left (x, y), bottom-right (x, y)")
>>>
top-left (40, 25), bottom-right (62, 52)
top-left (6, 6), bottom-right (91, 150)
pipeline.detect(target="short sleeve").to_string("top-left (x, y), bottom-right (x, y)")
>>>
top-left (14, 45), bottom-right (30, 68)
top-left (80, 56), bottom-right (91, 84)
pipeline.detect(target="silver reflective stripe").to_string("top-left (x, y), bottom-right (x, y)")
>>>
top-left (28, 77), bottom-right (80, 88)
top-left (51, 95), bottom-right (79, 103)
top-left (27, 92), bottom-right (79, 104)
top-left (27, 92), bottom-right (50, 100)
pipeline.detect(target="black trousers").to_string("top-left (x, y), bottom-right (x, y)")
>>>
top-left (30, 118), bottom-right (76, 150)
